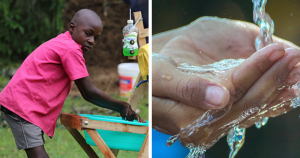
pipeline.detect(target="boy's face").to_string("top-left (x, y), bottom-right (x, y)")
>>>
top-left (69, 16), bottom-right (103, 54)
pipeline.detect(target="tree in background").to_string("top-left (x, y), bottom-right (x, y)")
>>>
top-left (0, 0), bottom-right (65, 66)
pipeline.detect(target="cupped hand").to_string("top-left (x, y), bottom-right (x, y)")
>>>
top-left (152, 17), bottom-right (300, 148)
top-left (153, 17), bottom-right (298, 65)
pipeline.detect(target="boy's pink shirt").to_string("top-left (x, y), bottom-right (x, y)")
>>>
top-left (0, 31), bottom-right (89, 138)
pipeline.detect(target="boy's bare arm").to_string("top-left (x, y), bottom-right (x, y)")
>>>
top-left (74, 76), bottom-right (145, 122)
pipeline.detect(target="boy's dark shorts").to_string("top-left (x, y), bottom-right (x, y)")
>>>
top-left (1, 105), bottom-right (45, 150)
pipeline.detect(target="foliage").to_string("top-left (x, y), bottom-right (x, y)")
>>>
top-left (0, 75), bottom-right (10, 89)
top-left (0, 0), bottom-right (65, 65)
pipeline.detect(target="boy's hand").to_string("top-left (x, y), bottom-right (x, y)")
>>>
top-left (120, 102), bottom-right (146, 123)
top-left (74, 77), bottom-right (146, 123)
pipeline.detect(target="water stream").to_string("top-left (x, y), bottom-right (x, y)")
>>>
top-left (227, 0), bottom-right (275, 157)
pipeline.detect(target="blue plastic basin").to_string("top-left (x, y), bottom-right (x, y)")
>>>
top-left (79, 114), bottom-right (148, 151)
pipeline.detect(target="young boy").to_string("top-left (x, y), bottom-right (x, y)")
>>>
top-left (0, 9), bottom-right (144, 157)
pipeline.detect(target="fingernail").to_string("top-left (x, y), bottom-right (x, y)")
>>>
top-left (269, 50), bottom-right (284, 62)
top-left (289, 58), bottom-right (300, 70)
top-left (205, 85), bottom-right (229, 108)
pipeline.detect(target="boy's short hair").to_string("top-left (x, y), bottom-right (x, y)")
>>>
top-left (71, 9), bottom-right (102, 26)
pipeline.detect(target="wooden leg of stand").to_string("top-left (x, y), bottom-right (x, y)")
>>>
top-left (86, 129), bottom-right (116, 158)
top-left (111, 149), bottom-right (119, 157)
top-left (137, 131), bottom-right (149, 158)
top-left (64, 126), bottom-right (99, 158)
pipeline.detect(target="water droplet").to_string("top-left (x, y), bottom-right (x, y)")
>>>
top-left (162, 74), bottom-right (173, 81)
top-left (255, 117), bottom-right (269, 129)
top-left (166, 134), bottom-right (179, 147)
top-left (278, 85), bottom-right (286, 90)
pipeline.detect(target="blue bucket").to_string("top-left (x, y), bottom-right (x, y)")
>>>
top-left (79, 114), bottom-right (148, 151)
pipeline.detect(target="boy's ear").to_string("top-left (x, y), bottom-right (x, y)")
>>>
top-left (69, 22), bottom-right (76, 34)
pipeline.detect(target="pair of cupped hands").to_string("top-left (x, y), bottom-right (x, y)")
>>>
top-left (152, 17), bottom-right (300, 149)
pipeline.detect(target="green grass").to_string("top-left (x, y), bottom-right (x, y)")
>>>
top-left (0, 61), bottom-right (22, 71)
top-left (0, 94), bottom-right (148, 157)
top-left (0, 75), bottom-right (10, 89)
top-left (0, 128), bottom-right (140, 158)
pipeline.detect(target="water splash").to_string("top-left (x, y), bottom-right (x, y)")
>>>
top-left (186, 145), bottom-right (206, 158)
top-left (169, 59), bottom-right (300, 158)
top-left (169, 57), bottom-right (300, 157)
top-left (291, 82), bottom-right (300, 108)
top-left (255, 117), bottom-right (269, 129)
top-left (178, 59), bottom-right (245, 74)
top-left (227, 126), bottom-right (245, 158)
top-left (166, 60), bottom-right (243, 158)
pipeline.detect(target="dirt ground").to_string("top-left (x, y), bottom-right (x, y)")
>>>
top-left (64, 0), bottom-right (132, 96)
top-left (68, 66), bottom-right (119, 96)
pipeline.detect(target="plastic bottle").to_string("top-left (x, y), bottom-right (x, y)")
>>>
top-left (122, 9), bottom-right (139, 56)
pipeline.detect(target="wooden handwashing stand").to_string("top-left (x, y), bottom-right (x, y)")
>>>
top-left (60, 113), bottom-right (149, 158)
top-left (127, 11), bottom-right (148, 111)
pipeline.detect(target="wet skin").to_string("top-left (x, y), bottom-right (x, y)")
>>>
top-left (152, 17), bottom-right (300, 148)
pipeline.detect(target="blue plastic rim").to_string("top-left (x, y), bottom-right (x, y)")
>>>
top-left (79, 114), bottom-right (148, 151)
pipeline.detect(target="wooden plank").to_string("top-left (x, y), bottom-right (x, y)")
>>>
top-left (137, 131), bottom-right (149, 158)
top-left (82, 118), bottom-right (148, 134)
top-left (64, 126), bottom-right (99, 158)
top-left (60, 113), bottom-right (87, 130)
top-left (127, 73), bottom-right (147, 110)
top-left (134, 11), bottom-right (147, 47)
top-left (86, 129), bottom-right (116, 158)
top-left (139, 28), bottom-right (149, 39)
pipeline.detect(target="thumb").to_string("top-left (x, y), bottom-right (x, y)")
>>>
top-left (152, 53), bottom-right (230, 109)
